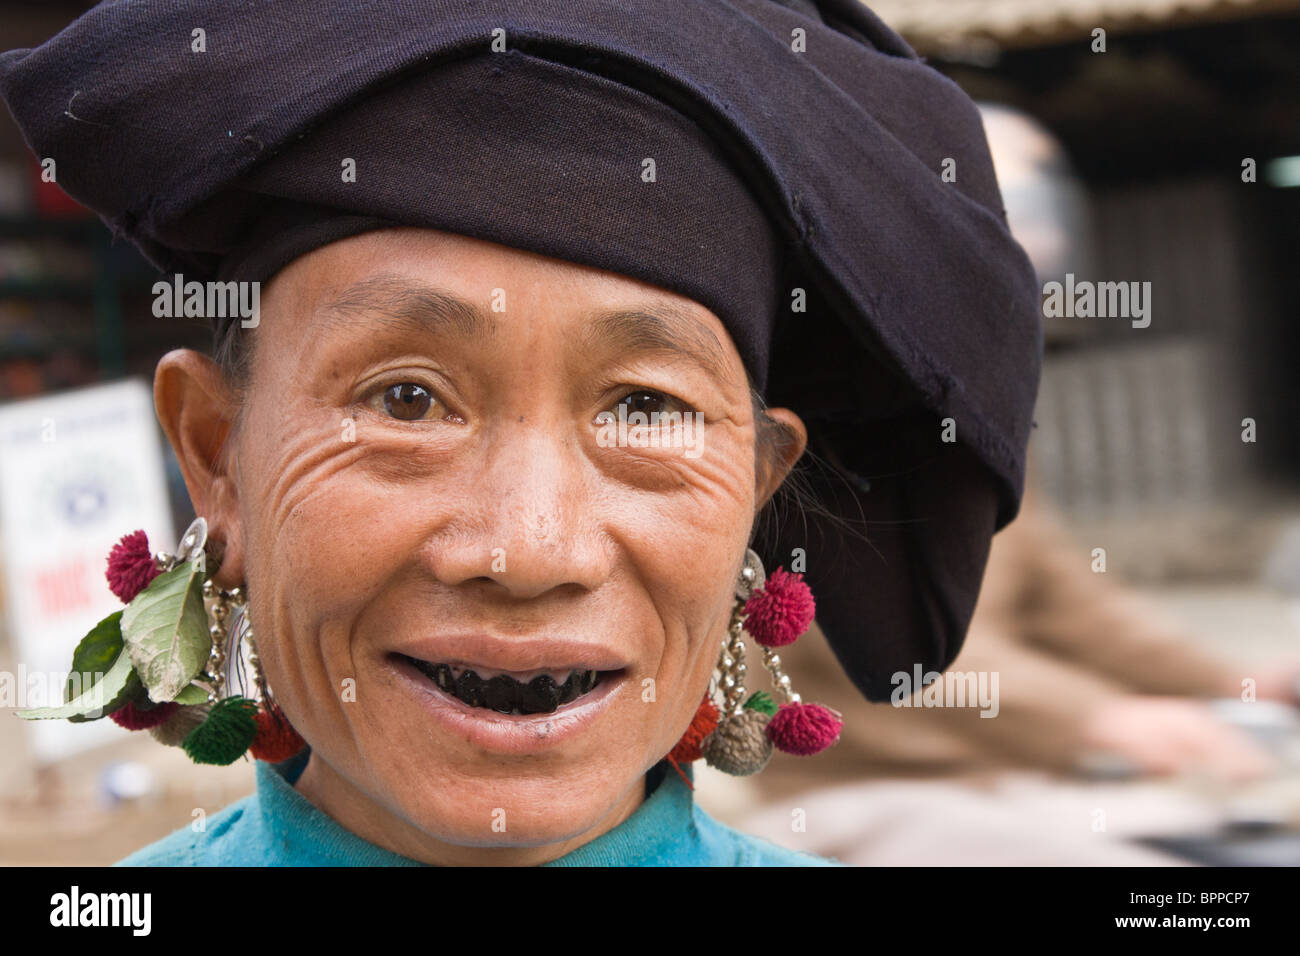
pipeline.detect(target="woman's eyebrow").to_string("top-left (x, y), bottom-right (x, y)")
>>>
top-left (317, 274), bottom-right (732, 382)
top-left (582, 306), bottom-right (733, 384)
top-left (316, 274), bottom-right (497, 339)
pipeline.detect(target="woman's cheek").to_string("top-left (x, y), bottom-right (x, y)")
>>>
top-left (621, 437), bottom-right (755, 559)
top-left (242, 408), bottom-right (455, 600)
top-left (616, 449), bottom-right (750, 705)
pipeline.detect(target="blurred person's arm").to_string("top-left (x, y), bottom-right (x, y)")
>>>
top-left (749, 614), bottom-right (1138, 784)
top-left (754, 471), bottom-right (1283, 790)
top-left (882, 491), bottom-right (1280, 777)
top-left (1010, 481), bottom-right (1238, 698)
top-left (807, 618), bottom-right (1275, 780)
top-left (784, 616), bottom-right (1194, 775)
top-left (904, 618), bottom-right (1142, 772)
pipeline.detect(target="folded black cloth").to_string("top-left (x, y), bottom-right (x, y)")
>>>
top-left (0, 0), bottom-right (1042, 702)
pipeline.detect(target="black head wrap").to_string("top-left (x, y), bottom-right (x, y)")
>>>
top-left (0, 0), bottom-right (1043, 702)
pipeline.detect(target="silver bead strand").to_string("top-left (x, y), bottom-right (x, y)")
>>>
top-left (205, 583), bottom-right (229, 703)
top-left (761, 647), bottom-right (801, 705)
top-left (719, 606), bottom-right (750, 717)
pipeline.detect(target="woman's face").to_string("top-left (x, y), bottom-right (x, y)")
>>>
top-left (156, 227), bottom-right (805, 864)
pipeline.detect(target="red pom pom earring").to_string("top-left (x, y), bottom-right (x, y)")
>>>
top-left (663, 547), bottom-right (842, 781)
top-left (740, 566), bottom-right (815, 647)
top-left (105, 529), bottom-right (162, 603)
top-left (740, 561), bottom-right (843, 757)
top-left (19, 519), bottom-right (309, 768)
top-left (112, 522), bottom-right (305, 763)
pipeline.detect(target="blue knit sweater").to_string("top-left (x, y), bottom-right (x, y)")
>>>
top-left (115, 750), bottom-right (838, 867)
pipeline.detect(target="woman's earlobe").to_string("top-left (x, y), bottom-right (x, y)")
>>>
top-left (205, 521), bottom-right (247, 590)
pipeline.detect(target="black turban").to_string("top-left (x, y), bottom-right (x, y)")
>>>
top-left (0, 0), bottom-right (1043, 703)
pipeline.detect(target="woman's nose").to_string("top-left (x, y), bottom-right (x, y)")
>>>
top-left (425, 422), bottom-right (614, 599)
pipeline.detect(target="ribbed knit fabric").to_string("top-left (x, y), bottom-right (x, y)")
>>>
top-left (114, 749), bottom-right (838, 867)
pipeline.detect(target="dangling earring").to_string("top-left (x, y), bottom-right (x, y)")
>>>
top-left (25, 519), bottom-right (306, 765)
top-left (145, 573), bottom-right (255, 763)
top-left (666, 548), bottom-right (843, 784)
top-left (191, 564), bottom-right (306, 764)
top-left (244, 614), bottom-right (307, 763)
top-left (742, 559), bottom-right (844, 758)
top-left (97, 517), bottom-right (303, 765)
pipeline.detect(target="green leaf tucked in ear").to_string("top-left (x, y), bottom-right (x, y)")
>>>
top-left (173, 683), bottom-right (211, 706)
top-left (19, 650), bottom-right (137, 720)
top-left (62, 610), bottom-right (147, 722)
top-left (121, 559), bottom-right (210, 703)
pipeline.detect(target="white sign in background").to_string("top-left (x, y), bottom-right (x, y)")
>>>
top-left (0, 378), bottom-right (176, 762)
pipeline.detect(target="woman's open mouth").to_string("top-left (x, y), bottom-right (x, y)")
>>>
top-left (394, 653), bottom-right (620, 716)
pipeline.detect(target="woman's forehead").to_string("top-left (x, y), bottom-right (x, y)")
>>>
top-left (260, 228), bottom-right (748, 387)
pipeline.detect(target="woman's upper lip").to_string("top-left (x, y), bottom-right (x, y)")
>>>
top-left (392, 633), bottom-right (629, 674)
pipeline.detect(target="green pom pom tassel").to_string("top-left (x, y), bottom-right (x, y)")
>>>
top-left (743, 690), bottom-right (778, 716)
top-left (182, 695), bottom-right (259, 765)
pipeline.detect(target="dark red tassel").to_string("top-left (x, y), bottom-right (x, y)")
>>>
top-left (106, 530), bottom-right (161, 604)
top-left (668, 694), bottom-right (719, 763)
top-left (664, 694), bottom-right (720, 789)
top-left (250, 702), bottom-right (307, 762)
top-left (110, 700), bottom-right (177, 731)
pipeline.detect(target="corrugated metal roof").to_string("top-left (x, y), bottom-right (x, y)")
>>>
top-left (862, 0), bottom-right (1300, 51)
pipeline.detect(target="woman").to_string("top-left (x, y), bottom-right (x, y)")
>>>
top-left (1, 0), bottom-right (1042, 866)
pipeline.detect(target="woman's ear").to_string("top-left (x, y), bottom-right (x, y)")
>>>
top-left (154, 349), bottom-right (246, 589)
top-left (755, 407), bottom-right (807, 510)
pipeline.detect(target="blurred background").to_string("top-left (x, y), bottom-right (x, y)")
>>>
top-left (2, 0), bottom-right (1299, 865)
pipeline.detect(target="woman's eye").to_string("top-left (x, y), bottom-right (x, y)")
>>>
top-left (372, 383), bottom-right (440, 421)
top-left (604, 390), bottom-right (683, 421)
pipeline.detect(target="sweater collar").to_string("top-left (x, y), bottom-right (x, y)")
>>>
top-left (254, 749), bottom-right (696, 866)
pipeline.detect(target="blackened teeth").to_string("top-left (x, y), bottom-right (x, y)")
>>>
top-left (405, 657), bottom-right (605, 715)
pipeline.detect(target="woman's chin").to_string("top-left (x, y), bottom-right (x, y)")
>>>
top-left (325, 701), bottom-right (657, 853)
top-left (377, 758), bottom-right (646, 852)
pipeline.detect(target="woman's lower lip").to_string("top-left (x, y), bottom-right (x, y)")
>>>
top-left (389, 655), bottom-right (627, 755)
